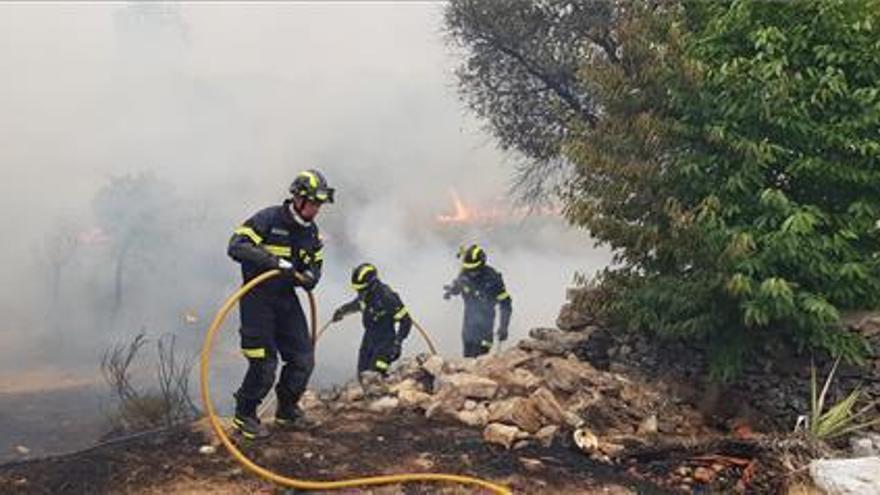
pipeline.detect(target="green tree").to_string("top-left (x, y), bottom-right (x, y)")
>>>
top-left (444, 0), bottom-right (622, 200)
top-left (449, 0), bottom-right (880, 378)
top-left (574, 0), bottom-right (880, 378)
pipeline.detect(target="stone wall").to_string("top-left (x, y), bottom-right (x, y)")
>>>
top-left (558, 286), bottom-right (880, 432)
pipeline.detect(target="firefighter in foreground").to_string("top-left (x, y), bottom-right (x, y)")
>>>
top-left (227, 169), bottom-right (334, 439)
top-left (332, 263), bottom-right (412, 378)
top-left (443, 244), bottom-right (512, 357)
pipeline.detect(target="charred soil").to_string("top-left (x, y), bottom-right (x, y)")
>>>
top-left (0, 409), bottom-right (666, 494)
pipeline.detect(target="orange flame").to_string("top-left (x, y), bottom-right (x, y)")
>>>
top-left (436, 188), bottom-right (563, 226)
top-left (437, 189), bottom-right (473, 224)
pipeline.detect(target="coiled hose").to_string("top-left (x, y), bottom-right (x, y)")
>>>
top-left (199, 269), bottom-right (512, 494)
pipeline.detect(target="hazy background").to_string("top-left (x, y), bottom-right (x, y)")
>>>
top-left (0, 2), bottom-right (610, 457)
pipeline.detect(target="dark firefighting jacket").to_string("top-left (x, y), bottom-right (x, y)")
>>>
top-left (446, 264), bottom-right (512, 340)
top-left (337, 281), bottom-right (412, 345)
top-left (227, 199), bottom-right (323, 295)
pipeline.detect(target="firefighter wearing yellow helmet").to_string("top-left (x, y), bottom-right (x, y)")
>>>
top-left (226, 169), bottom-right (334, 439)
top-left (443, 244), bottom-right (512, 357)
top-left (331, 263), bottom-right (412, 378)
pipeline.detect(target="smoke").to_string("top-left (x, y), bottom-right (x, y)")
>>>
top-left (0, 3), bottom-right (611, 418)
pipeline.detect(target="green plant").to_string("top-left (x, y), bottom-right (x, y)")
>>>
top-left (807, 357), bottom-right (880, 440)
top-left (448, 0), bottom-right (880, 379)
top-left (565, 0), bottom-right (880, 379)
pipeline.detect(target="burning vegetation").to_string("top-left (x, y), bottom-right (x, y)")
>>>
top-left (435, 189), bottom-right (561, 227)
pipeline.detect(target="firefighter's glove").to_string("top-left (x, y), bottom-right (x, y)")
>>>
top-left (497, 326), bottom-right (509, 342)
top-left (277, 258), bottom-right (294, 271)
top-left (442, 285), bottom-right (453, 300)
top-left (295, 269), bottom-right (317, 290)
top-left (332, 308), bottom-right (346, 323)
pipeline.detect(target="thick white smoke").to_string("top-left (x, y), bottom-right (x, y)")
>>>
top-left (0, 2), bottom-right (611, 434)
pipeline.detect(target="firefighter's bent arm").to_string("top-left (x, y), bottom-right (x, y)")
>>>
top-left (494, 273), bottom-right (512, 340)
top-left (227, 213), bottom-right (279, 270)
top-left (498, 296), bottom-right (512, 336)
top-left (389, 291), bottom-right (412, 342)
top-left (395, 311), bottom-right (412, 343)
top-left (443, 277), bottom-right (463, 299)
top-left (294, 235), bottom-right (323, 290)
top-left (333, 297), bottom-right (360, 322)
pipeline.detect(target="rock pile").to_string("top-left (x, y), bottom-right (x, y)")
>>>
top-left (309, 326), bottom-right (715, 458)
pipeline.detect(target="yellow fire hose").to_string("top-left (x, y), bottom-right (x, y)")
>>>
top-left (316, 317), bottom-right (439, 355)
top-left (259, 289), bottom-right (439, 418)
top-left (199, 269), bottom-right (512, 494)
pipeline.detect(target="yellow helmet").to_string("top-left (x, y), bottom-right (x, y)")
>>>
top-left (458, 244), bottom-right (486, 270)
top-left (351, 263), bottom-right (378, 291)
top-left (290, 169), bottom-right (335, 204)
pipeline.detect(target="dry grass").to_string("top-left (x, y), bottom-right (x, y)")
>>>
top-left (100, 332), bottom-right (199, 432)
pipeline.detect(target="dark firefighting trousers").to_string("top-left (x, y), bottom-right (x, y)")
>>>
top-left (234, 287), bottom-right (314, 417)
top-left (462, 303), bottom-right (495, 358)
top-left (357, 330), bottom-right (396, 374)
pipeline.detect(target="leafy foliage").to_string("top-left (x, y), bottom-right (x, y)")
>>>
top-left (576, 0), bottom-right (880, 378)
top-left (448, 0), bottom-right (880, 379)
top-left (445, 0), bottom-right (621, 200)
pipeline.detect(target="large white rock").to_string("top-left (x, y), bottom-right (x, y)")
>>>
top-left (529, 387), bottom-right (566, 425)
top-left (389, 378), bottom-right (423, 396)
top-left (445, 357), bottom-right (477, 374)
top-left (534, 425), bottom-right (559, 447)
top-left (424, 388), bottom-right (465, 419)
top-left (489, 367), bottom-right (543, 392)
top-left (367, 396), bottom-right (400, 414)
top-left (340, 383), bottom-right (365, 402)
top-left (398, 389), bottom-right (432, 409)
top-left (488, 397), bottom-right (545, 433)
top-left (483, 423), bottom-right (528, 449)
top-left (422, 355), bottom-right (446, 377)
top-left (526, 327), bottom-right (591, 354)
top-left (540, 357), bottom-right (596, 393)
top-left (456, 405), bottom-right (489, 427)
top-left (810, 457), bottom-right (880, 495)
top-left (435, 373), bottom-right (499, 399)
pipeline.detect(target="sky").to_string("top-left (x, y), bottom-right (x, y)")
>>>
top-left (0, 2), bottom-right (611, 399)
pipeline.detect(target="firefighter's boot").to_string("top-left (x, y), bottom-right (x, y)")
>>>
top-left (232, 397), bottom-right (270, 440)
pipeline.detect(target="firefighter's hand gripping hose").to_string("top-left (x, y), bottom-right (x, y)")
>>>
top-left (200, 269), bottom-right (512, 494)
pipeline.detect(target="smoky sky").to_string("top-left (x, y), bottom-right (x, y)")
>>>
top-left (0, 2), bottom-right (611, 390)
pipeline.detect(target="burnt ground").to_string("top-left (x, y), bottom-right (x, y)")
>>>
top-left (0, 384), bottom-right (107, 463)
top-left (0, 408), bottom-right (671, 495)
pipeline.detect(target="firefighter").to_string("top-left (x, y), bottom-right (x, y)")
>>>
top-left (227, 169), bottom-right (334, 439)
top-left (443, 244), bottom-right (512, 357)
top-left (331, 263), bottom-right (412, 377)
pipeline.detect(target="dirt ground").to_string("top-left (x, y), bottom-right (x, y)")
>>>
top-left (0, 408), bottom-right (669, 495)
top-left (0, 384), bottom-right (107, 463)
